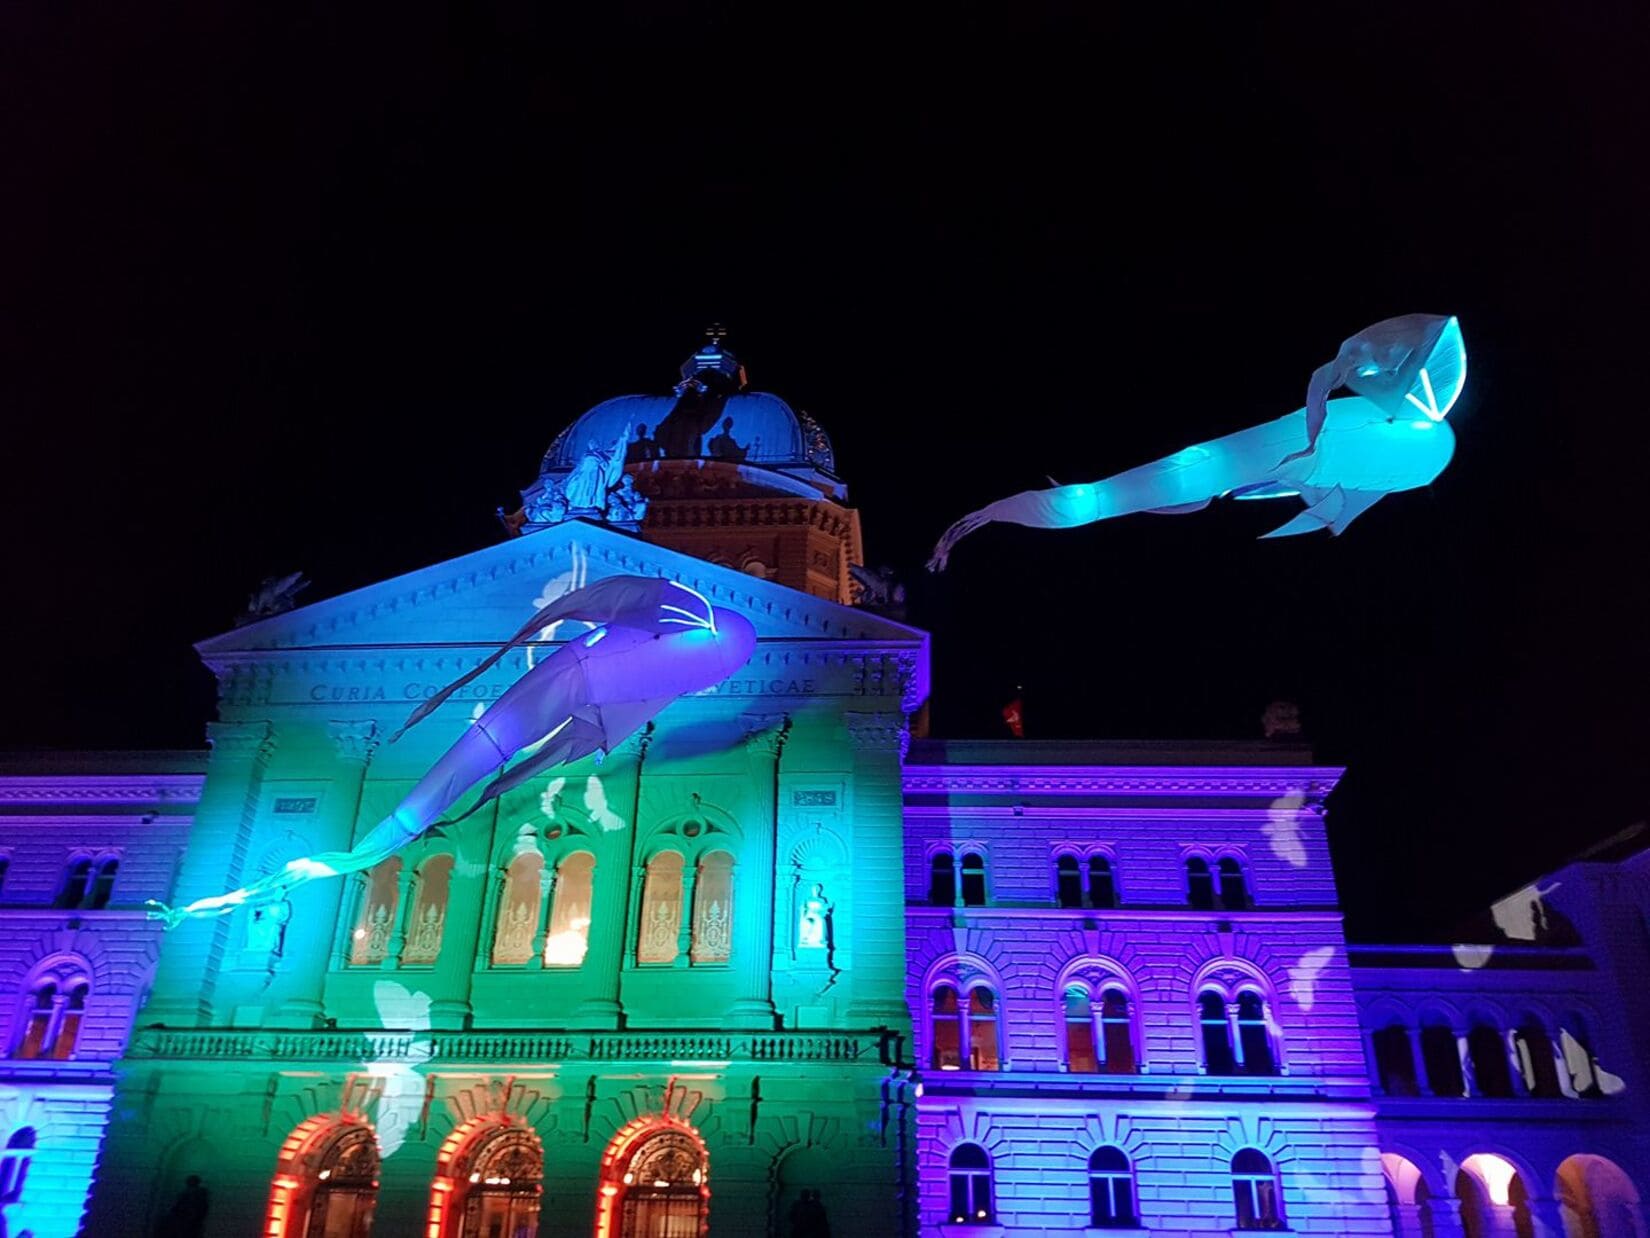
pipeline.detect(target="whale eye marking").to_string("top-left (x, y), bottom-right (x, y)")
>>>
top-left (659, 580), bottom-right (717, 634)
top-left (1357, 363), bottom-right (1381, 377)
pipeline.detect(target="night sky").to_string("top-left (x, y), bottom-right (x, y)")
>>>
top-left (5, 5), bottom-right (1647, 941)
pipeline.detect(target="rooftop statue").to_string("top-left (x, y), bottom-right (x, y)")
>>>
top-left (928, 315), bottom-right (1465, 569)
top-left (148, 576), bottom-right (757, 926)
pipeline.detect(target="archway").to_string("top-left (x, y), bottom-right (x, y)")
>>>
top-left (774, 1144), bottom-right (835, 1237)
top-left (595, 1116), bottom-right (709, 1238)
top-left (1557, 1154), bottom-right (1645, 1238)
top-left (430, 1120), bottom-right (544, 1238)
top-left (1458, 1154), bottom-right (1534, 1238)
top-left (265, 1116), bottom-right (380, 1238)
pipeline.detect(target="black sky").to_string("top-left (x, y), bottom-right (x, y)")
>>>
top-left (4, 4), bottom-right (1647, 940)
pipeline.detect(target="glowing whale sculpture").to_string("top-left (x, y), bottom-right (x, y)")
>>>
top-left (927, 315), bottom-right (1465, 569)
top-left (148, 575), bottom-right (757, 926)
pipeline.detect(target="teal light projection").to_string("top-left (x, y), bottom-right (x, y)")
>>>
top-left (927, 315), bottom-right (1466, 568)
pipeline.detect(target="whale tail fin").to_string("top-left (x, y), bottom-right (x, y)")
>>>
top-left (1261, 486), bottom-right (1385, 538)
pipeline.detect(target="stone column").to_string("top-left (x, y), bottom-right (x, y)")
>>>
top-left (144, 720), bottom-right (276, 1027)
top-left (1457, 1028), bottom-right (1478, 1096)
top-left (424, 799), bottom-right (491, 1029)
top-left (1226, 1000), bottom-right (1246, 1070)
top-left (725, 717), bottom-right (786, 1027)
top-left (1525, 1198), bottom-right (1567, 1236)
top-left (381, 863), bottom-right (417, 967)
top-left (843, 711), bottom-right (912, 1028)
top-left (570, 731), bottom-right (651, 1028)
top-left (1505, 1028), bottom-right (1531, 1097)
top-left (1425, 1197), bottom-right (1468, 1238)
top-left (279, 722), bottom-right (378, 1027)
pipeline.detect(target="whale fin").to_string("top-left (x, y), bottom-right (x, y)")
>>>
top-left (1146, 499), bottom-right (1212, 515)
top-left (1260, 487), bottom-right (1384, 538)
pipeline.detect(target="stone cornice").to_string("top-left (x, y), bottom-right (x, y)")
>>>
top-left (0, 776), bottom-right (204, 806)
top-left (902, 765), bottom-right (1340, 799)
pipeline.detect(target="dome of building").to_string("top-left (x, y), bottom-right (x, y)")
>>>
top-left (538, 331), bottom-right (838, 477)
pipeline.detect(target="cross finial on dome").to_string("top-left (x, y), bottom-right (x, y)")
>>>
top-left (704, 322), bottom-right (729, 343)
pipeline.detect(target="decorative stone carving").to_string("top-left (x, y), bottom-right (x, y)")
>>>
top-left (327, 721), bottom-right (381, 768)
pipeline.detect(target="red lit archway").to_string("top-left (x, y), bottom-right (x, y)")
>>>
top-left (265, 1114), bottom-right (381, 1238)
top-left (594, 1115), bottom-right (710, 1238)
top-left (427, 1116), bottom-right (544, 1238)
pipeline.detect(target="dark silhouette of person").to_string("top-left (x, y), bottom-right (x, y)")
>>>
top-left (790, 1187), bottom-right (831, 1238)
top-left (625, 423), bottom-right (658, 463)
top-left (158, 1174), bottom-right (210, 1238)
top-left (654, 381), bottom-right (729, 458)
top-left (707, 417), bottom-right (747, 461)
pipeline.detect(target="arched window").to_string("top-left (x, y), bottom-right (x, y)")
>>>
top-left (637, 851), bottom-right (684, 965)
top-left (306, 1126), bottom-right (380, 1237)
top-left (947, 1144), bottom-right (993, 1225)
top-left (400, 855), bottom-right (452, 965)
top-left (1420, 1018), bottom-right (1464, 1097)
top-left (349, 858), bottom-right (402, 966)
top-left (1088, 1147), bottom-right (1137, 1228)
top-left (52, 983), bottom-right (87, 1060)
top-left (1372, 1024), bottom-right (1419, 1095)
top-left (1512, 1017), bottom-right (1562, 1097)
top-left (609, 1127), bottom-right (708, 1237)
top-left (15, 983), bottom-right (56, 1060)
top-left (492, 851), bottom-right (545, 966)
top-left (1467, 1022), bottom-right (1514, 1097)
top-left (452, 1126), bottom-right (543, 1238)
top-left (690, 850), bottom-right (734, 964)
top-left (930, 985), bottom-right (962, 1071)
top-left (0, 1128), bottom-right (35, 1206)
top-left (1100, 989), bottom-right (1136, 1074)
top-left (1199, 990), bottom-right (1236, 1074)
top-left (1232, 1148), bottom-right (1283, 1230)
top-left (1457, 1155), bottom-right (1532, 1238)
top-left (54, 858), bottom-right (93, 910)
top-left (1237, 991), bottom-right (1276, 1076)
top-left (544, 852), bottom-right (594, 967)
top-left (1217, 857), bottom-right (1249, 910)
top-left (960, 853), bottom-right (987, 907)
top-left (929, 851), bottom-right (956, 906)
top-left (1055, 854), bottom-right (1083, 908)
top-left (1186, 857), bottom-right (1215, 910)
top-left (1087, 855), bottom-right (1117, 909)
top-left (85, 857), bottom-right (119, 910)
top-left (1560, 1011), bottom-right (1603, 1098)
top-left (1064, 986), bottom-right (1098, 1073)
top-left (968, 987), bottom-right (1001, 1071)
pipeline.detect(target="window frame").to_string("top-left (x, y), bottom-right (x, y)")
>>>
top-left (1232, 1148), bottom-right (1284, 1231)
top-left (1087, 1146), bottom-right (1137, 1228)
top-left (947, 1143), bottom-right (995, 1225)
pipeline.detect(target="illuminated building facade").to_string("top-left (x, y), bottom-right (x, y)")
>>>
top-left (0, 335), bottom-right (1642, 1235)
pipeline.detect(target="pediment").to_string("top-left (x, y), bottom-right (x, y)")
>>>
top-left (198, 522), bottom-right (927, 655)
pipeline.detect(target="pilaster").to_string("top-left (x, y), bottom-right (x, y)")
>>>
top-left (843, 710), bottom-right (911, 1028)
top-left (570, 730), bottom-right (650, 1028)
top-left (724, 716), bottom-right (788, 1028)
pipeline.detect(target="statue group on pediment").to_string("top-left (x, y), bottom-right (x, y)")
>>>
top-left (524, 424), bottom-right (651, 530)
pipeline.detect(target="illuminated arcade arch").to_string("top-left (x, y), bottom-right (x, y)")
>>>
top-left (1555, 1154), bottom-right (1644, 1238)
top-left (1457, 1152), bottom-right (1535, 1238)
top-left (428, 1117), bottom-right (544, 1238)
top-left (265, 1115), bottom-right (381, 1238)
top-left (595, 1115), bottom-right (710, 1238)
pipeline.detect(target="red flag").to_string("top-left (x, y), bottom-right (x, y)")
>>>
top-left (1001, 697), bottom-right (1025, 738)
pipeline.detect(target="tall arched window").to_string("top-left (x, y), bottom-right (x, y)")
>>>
top-left (947, 1144), bottom-right (994, 1225)
top-left (1055, 854), bottom-right (1083, 908)
top-left (931, 985), bottom-right (962, 1071)
top-left (544, 852), bottom-right (594, 967)
top-left (492, 851), bottom-right (545, 966)
top-left (1467, 1022), bottom-right (1514, 1097)
top-left (85, 857), bottom-right (120, 910)
top-left (1237, 991), bottom-right (1276, 1076)
top-left (1100, 989), bottom-right (1136, 1074)
top-left (0, 1128), bottom-right (33, 1207)
top-left (13, 974), bottom-right (87, 1061)
top-left (1186, 857), bottom-right (1215, 910)
top-left (1232, 1148), bottom-right (1283, 1230)
top-left (1512, 1017), bottom-right (1562, 1097)
top-left (349, 858), bottom-right (402, 966)
top-left (1420, 1018), bottom-right (1464, 1097)
top-left (637, 851), bottom-right (684, 965)
top-left (1087, 855), bottom-right (1117, 909)
top-left (1088, 1147), bottom-right (1137, 1228)
top-left (1199, 990), bottom-right (1235, 1074)
top-left (1372, 1024), bottom-right (1419, 1095)
top-left (960, 853), bottom-right (987, 907)
top-left (1064, 986), bottom-right (1098, 1073)
top-left (690, 851), bottom-right (734, 964)
top-left (306, 1126), bottom-right (380, 1237)
top-left (401, 854), bottom-right (453, 965)
top-left (54, 858), bottom-right (93, 910)
top-left (929, 851), bottom-right (956, 906)
top-left (968, 987), bottom-right (1001, 1070)
top-left (451, 1126), bottom-right (543, 1238)
top-left (604, 1126), bottom-right (709, 1237)
top-left (1217, 857), bottom-right (1249, 910)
